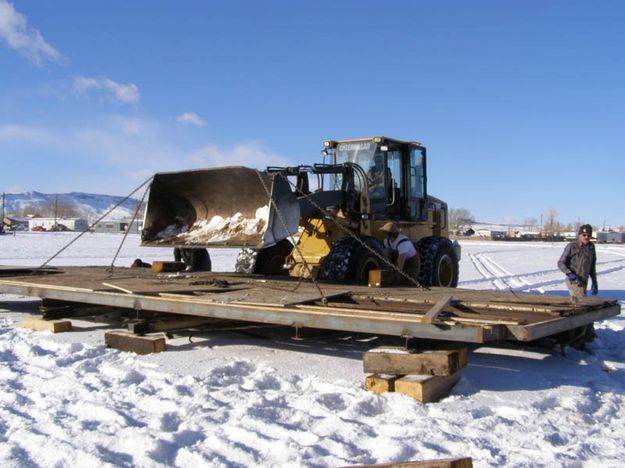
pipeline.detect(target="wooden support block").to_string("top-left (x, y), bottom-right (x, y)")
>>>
top-left (419, 343), bottom-right (469, 369)
top-left (368, 269), bottom-right (398, 288)
top-left (105, 330), bottom-right (166, 355)
top-left (343, 456), bottom-right (473, 468)
top-left (21, 316), bottom-right (72, 333)
top-left (395, 371), bottom-right (461, 403)
top-left (364, 348), bottom-right (463, 376)
top-left (151, 261), bottom-right (186, 273)
top-left (364, 374), bottom-right (402, 394)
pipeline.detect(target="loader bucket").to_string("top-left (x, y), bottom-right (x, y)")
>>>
top-left (141, 167), bottom-right (300, 248)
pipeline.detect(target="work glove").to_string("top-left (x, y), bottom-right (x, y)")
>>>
top-left (591, 281), bottom-right (598, 295)
top-left (567, 272), bottom-right (578, 282)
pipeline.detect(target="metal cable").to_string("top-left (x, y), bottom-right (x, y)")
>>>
top-left (36, 176), bottom-right (154, 270)
top-left (107, 180), bottom-right (151, 275)
top-left (254, 171), bottom-right (328, 304)
top-left (276, 172), bottom-right (427, 289)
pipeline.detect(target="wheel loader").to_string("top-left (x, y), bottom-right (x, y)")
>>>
top-left (141, 136), bottom-right (460, 287)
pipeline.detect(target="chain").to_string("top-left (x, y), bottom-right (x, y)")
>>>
top-left (255, 171), bottom-right (328, 304)
top-left (107, 179), bottom-right (151, 275)
top-left (275, 172), bottom-right (426, 289)
top-left (36, 176), bottom-right (154, 271)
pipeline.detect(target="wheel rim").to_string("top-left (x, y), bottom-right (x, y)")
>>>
top-left (359, 257), bottom-right (382, 282)
top-left (437, 254), bottom-right (454, 287)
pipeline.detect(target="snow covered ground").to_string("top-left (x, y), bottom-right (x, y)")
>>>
top-left (0, 233), bottom-right (624, 467)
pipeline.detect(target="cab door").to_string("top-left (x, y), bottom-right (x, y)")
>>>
top-left (408, 146), bottom-right (426, 221)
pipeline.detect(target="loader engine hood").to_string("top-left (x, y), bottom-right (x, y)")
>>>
top-left (141, 167), bottom-right (299, 248)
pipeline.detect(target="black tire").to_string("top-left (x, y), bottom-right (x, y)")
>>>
top-left (349, 237), bottom-right (386, 283)
top-left (417, 237), bottom-right (459, 287)
top-left (254, 240), bottom-right (292, 276)
top-left (235, 248), bottom-right (258, 274)
top-left (320, 236), bottom-right (357, 281)
top-left (320, 236), bottom-right (385, 283)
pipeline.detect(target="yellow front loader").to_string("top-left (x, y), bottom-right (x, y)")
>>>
top-left (141, 136), bottom-right (460, 287)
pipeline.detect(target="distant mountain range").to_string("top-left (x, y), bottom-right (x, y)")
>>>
top-left (2, 191), bottom-right (140, 221)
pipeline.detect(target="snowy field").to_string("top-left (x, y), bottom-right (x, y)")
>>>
top-left (1, 232), bottom-right (624, 467)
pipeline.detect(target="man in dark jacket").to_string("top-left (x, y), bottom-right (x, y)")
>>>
top-left (558, 224), bottom-right (598, 298)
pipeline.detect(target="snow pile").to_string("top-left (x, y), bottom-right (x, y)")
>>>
top-left (156, 206), bottom-right (269, 244)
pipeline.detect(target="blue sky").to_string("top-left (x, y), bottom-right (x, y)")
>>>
top-left (1, 1), bottom-right (624, 227)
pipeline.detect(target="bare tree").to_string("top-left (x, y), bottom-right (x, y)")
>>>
top-left (449, 208), bottom-right (475, 233)
top-left (16, 205), bottom-right (42, 217)
top-left (40, 200), bottom-right (80, 218)
top-left (523, 217), bottom-right (538, 231)
top-left (543, 208), bottom-right (560, 236)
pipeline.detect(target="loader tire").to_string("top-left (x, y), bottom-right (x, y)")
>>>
top-left (320, 236), bottom-right (356, 281)
top-left (417, 237), bottom-right (459, 288)
top-left (254, 240), bottom-right (292, 276)
top-left (350, 237), bottom-right (386, 283)
top-left (320, 236), bottom-right (385, 283)
top-left (235, 248), bottom-right (259, 274)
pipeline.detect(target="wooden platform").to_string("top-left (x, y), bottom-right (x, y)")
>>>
top-left (0, 266), bottom-right (619, 344)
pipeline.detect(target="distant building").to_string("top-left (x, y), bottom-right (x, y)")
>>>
top-left (3, 216), bottom-right (29, 231)
top-left (597, 232), bottom-right (625, 244)
top-left (28, 217), bottom-right (88, 232)
top-left (516, 231), bottom-right (541, 240)
top-left (562, 231), bottom-right (578, 241)
top-left (94, 219), bottom-right (142, 234)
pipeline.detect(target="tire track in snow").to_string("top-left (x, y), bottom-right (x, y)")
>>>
top-left (463, 257), bottom-right (625, 290)
top-left (467, 254), bottom-right (541, 292)
top-left (481, 255), bottom-right (536, 291)
top-left (468, 253), bottom-right (507, 290)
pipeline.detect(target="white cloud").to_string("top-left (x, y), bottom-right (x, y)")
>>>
top-left (0, 123), bottom-right (62, 145)
top-left (74, 76), bottom-right (140, 104)
top-left (176, 112), bottom-right (205, 127)
top-left (0, 121), bottom-right (294, 194)
top-left (0, 0), bottom-right (61, 64)
top-left (188, 142), bottom-right (291, 169)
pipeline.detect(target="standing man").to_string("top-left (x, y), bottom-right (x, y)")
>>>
top-left (558, 224), bottom-right (598, 298)
top-left (380, 222), bottom-right (419, 282)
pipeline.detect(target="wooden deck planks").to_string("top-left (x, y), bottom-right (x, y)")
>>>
top-left (0, 266), bottom-right (619, 344)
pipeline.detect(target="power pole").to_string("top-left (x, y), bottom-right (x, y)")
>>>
top-left (54, 195), bottom-right (58, 229)
top-left (1, 193), bottom-right (4, 234)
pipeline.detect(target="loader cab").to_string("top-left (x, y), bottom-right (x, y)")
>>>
top-left (327, 137), bottom-right (427, 221)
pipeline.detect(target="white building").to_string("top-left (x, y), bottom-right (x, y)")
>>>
top-left (28, 217), bottom-right (88, 232)
top-left (94, 219), bottom-right (142, 234)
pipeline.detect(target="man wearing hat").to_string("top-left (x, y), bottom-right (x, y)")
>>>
top-left (380, 222), bottom-right (419, 281)
top-left (558, 224), bottom-right (598, 298)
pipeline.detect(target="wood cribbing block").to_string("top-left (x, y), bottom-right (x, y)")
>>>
top-left (151, 261), bottom-right (186, 273)
top-left (343, 456), bottom-right (473, 467)
top-left (395, 371), bottom-right (461, 403)
top-left (368, 269), bottom-right (399, 288)
top-left (418, 344), bottom-right (469, 369)
top-left (21, 316), bottom-right (72, 333)
top-left (105, 330), bottom-right (166, 355)
top-left (364, 374), bottom-right (402, 394)
top-left (364, 348), bottom-right (465, 376)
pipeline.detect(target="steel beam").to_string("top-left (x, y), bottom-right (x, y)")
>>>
top-left (0, 279), bottom-right (486, 343)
